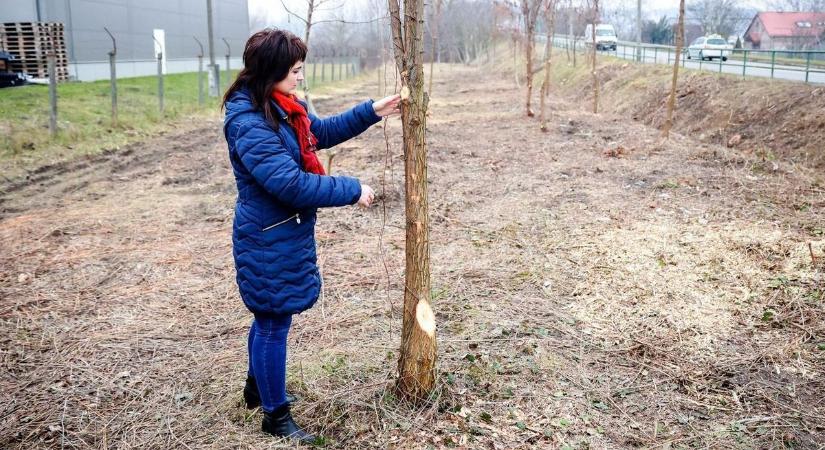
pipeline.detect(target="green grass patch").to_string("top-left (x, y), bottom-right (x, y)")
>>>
top-left (0, 64), bottom-right (364, 179)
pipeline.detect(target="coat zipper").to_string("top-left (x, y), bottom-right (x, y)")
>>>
top-left (262, 213), bottom-right (301, 231)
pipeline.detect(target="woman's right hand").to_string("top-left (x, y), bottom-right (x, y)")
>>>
top-left (357, 184), bottom-right (375, 208)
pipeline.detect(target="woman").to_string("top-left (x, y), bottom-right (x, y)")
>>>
top-left (222, 28), bottom-right (400, 442)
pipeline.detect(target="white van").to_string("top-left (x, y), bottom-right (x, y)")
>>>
top-left (584, 24), bottom-right (618, 51)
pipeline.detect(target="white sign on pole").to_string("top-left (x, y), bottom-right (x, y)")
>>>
top-left (152, 29), bottom-right (167, 74)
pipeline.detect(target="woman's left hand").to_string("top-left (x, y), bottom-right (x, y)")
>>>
top-left (373, 94), bottom-right (401, 117)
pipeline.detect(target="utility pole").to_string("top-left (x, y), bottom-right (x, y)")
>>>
top-left (207, 0), bottom-right (220, 97)
top-left (636, 0), bottom-right (642, 61)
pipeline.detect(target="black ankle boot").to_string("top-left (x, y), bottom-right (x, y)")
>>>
top-left (244, 376), bottom-right (297, 409)
top-left (243, 375), bottom-right (261, 409)
top-left (261, 403), bottom-right (318, 444)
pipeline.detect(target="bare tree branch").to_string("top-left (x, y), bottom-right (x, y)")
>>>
top-left (313, 16), bottom-right (390, 25)
top-left (280, 0), bottom-right (310, 26)
top-left (387, 0), bottom-right (405, 74)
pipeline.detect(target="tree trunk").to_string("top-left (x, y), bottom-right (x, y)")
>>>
top-left (302, 0), bottom-right (317, 115)
top-left (428, 0), bottom-right (442, 95)
top-left (522, 0), bottom-right (540, 117)
top-left (590, 0), bottom-right (599, 114)
top-left (387, 0), bottom-right (436, 404)
top-left (524, 36), bottom-right (534, 116)
top-left (513, 35), bottom-right (521, 88)
top-left (662, 0), bottom-right (685, 138)
top-left (539, 0), bottom-right (557, 131)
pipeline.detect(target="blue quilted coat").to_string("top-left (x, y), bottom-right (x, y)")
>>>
top-left (223, 88), bottom-right (382, 315)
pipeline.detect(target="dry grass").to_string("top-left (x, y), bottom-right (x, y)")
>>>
top-left (1, 57), bottom-right (823, 449)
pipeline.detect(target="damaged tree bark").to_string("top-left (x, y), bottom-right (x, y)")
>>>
top-left (662, 0), bottom-right (685, 139)
top-left (387, 0), bottom-right (437, 403)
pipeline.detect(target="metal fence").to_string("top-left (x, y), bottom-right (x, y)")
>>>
top-left (546, 35), bottom-right (825, 85)
top-left (29, 51), bottom-right (362, 138)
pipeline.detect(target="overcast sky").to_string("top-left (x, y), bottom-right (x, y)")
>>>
top-left (248, 0), bottom-right (773, 31)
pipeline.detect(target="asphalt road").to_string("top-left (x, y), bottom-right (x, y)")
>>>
top-left (545, 36), bottom-right (825, 85)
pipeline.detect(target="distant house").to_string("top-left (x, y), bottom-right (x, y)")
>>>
top-left (743, 12), bottom-right (825, 50)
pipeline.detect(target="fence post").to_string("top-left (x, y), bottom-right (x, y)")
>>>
top-left (153, 36), bottom-right (164, 114)
top-left (742, 50), bottom-right (748, 78)
top-left (654, 47), bottom-right (658, 63)
top-left (194, 36), bottom-right (204, 105)
top-left (222, 38), bottom-right (231, 92)
top-left (158, 51), bottom-right (164, 113)
top-left (48, 51), bottom-right (57, 137)
top-left (312, 59), bottom-right (317, 87)
top-left (771, 51), bottom-right (776, 79)
top-left (719, 52), bottom-right (723, 73)
top-left (104, 27), bottom-right (117, 126)
top-left (805, 51), bottom-right (811, 83)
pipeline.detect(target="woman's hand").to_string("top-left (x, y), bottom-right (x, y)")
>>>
top-left (357, 184), bottom-right (376, 208)
top-left (373, 94), bottom-right (401, 117)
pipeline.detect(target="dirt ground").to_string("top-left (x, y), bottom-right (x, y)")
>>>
top-left (1, 64), bottom-right (823, 449)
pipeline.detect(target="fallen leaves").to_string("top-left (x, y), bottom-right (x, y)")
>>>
top-left (602, 145), bottom-right (629, 158)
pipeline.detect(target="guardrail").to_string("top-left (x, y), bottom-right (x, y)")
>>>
top-left (544, 35), bottom-right (825, 84)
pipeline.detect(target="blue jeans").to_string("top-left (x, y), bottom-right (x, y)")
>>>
top-left (247, 314), bottom-right (292, 413)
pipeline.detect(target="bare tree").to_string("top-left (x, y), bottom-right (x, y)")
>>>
top-left (601, 0), bottom-right (636, 40)
top-left (686, 0), bottom-right (746, 38)
top-left (589, 0), bottom-right (599, 114)
top-left (521, 0), bottom-right (543, 117)
top-left (387, 0), bottom-right (437, 403)
top-left (662, 0), bottom-right (685, 139)
top-left (539, 0), bottom-right (558, 132)
top-left (438, 0), bottom-right (496, 65)
top-left (428, 0), bottom-right (443, 95)
top-left (280, 0), bottom-right (339, 115)
top-left (770, 0), bottom-right (825, 11)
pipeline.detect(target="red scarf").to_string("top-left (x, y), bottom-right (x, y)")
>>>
top-left (271, 91), bottom-right (325, 175)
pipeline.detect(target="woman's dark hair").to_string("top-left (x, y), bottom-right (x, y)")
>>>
top-left (222, 28), bottom-right (307, 128)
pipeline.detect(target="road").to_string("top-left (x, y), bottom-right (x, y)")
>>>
top-left (545, 36), bottom-right (825, 84)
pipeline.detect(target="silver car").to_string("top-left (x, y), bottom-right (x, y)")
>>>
top-left (687, 36), bottom-right (731, 61)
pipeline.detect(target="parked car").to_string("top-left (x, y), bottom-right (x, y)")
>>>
top-left (584, 24), bottom-right (618, 51)
top-left (0, 51), bottom-right (27, 88)
top-left (686, 35), bottom-right (731, 61)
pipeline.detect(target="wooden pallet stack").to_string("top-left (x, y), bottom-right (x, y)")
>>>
top-left (0, 22), bottom-right (69, 80)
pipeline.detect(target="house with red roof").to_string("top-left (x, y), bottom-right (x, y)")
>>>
top-left (743, 12), bottom-right (825, 50)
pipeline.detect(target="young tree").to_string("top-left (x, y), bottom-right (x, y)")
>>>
top-left (539, 0), bottom-right (558, 132)
top-left (280, 0), bottom-right (334, 115)
top-left (521, 0), bottom-right (543, 117)
top-left (589, 0), bottom-right (599, 114)
top-left (428, 0), bottom-right (443, 95)
top-left (686, 0), bottom-right (745, 38)
top-left (387, 0), bottom-right (437, 403)
top-left (662, 0), bottom-right (685, 139)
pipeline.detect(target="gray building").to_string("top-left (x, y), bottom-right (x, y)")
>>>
top-left (1, 0), bottom-right (250, 81)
